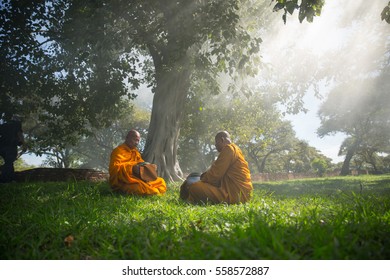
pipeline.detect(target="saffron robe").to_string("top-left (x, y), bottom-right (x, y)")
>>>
top-left (109, 143), bottom-right (166, 195)
top-left (186, 143), bottom-right (252, 204)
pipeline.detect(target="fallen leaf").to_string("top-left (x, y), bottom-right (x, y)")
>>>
top-left (64, 234), bottom-right (74, 247)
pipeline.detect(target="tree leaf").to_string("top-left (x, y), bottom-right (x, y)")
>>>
top-left (286, 2), bottom-right (298, 15)
top-left (273, 2), bottom-right (285, 12)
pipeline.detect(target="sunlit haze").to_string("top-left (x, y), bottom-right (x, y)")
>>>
top-left (261, 0), bottom-right (389, 163)
top-left (21, 0), bottom-right (389, 166)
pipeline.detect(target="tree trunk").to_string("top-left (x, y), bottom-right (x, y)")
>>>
top-left (340, 142), bottom-right (359, 176)
top-left (143, 66), bottom-right (190, 182)
top-left (258, 151), bottom-right (274, 173)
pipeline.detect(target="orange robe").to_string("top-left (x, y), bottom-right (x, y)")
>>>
top-left (109, 143), bottom-right (166, 195)
top-left (187, 143), bottom-right (252, 204)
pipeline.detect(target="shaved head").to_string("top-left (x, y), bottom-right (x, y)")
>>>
top-left (215, 131), bottom-right (231, 152)
top-left (125, 129), bottom-right (141, 149)
top-left (215, 131), bottom-right (231, 141)
top-left (126, 129), bottom-right (140, 138)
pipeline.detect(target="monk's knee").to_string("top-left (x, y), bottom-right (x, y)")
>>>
top-left (179, 181), bottom-right (190, 200)
top-left (186, 185), bottom-right (218, 204)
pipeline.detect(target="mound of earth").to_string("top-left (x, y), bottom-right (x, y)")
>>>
top-left (14, 168), bottom-right (108, 182)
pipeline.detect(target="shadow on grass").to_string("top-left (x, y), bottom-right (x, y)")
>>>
top-left (1, 175), bottom-right (389, 259)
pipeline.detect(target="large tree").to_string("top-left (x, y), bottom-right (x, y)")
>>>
top-left (318, 72), bottom-right (390, 175)
top-left (1, 0), bottom-right (268, 181)
top-left (1, 0), bottom-right (355, 180)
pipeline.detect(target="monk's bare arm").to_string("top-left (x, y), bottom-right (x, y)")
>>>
top-left (202, 145), bottom-right (234, 185)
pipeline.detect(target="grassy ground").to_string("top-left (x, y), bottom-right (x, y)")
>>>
top-left (0, 175), bottom-right (389, 260)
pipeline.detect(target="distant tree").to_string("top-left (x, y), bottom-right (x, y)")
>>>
top-left (245, 119), bottom-right (297, 173)
top-left (13, 158), bottom-right (36, 172)
top-left (42, 146), bottom-right (81, 169)
top-left (282, 141), bottom-right (308, 173)
top-left (38, 104), bottom-right (150, 171)
top-left (318, 72), bottom-right (390, 175)
top-left (280, 140), bottom-right (332, 174)
top-left (311, 157), bottom-right (328, 177)
top-left (75, 106), bottom-right (150, 171)
top-left (381, 155), bottom-right (390, 173)
top-left (179, 89), bottom-right (302, 174)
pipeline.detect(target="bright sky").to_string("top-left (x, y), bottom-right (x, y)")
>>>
top-left (283, 94), bottom-right (346, 163)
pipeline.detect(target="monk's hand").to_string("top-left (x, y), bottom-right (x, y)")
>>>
top-left (132, 165), bottom-right (140, 177)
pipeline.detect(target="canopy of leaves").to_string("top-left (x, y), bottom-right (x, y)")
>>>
top-left (0, 0), bottom-right (139, 155)
top-left (272, 0), bottom-right (325, 24)
top-left (382, 1), bottom-right (390, 23)
top-left (1, 0), bottom-right (264, 158)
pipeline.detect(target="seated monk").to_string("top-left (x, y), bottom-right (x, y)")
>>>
top-left (180, 131), bottom-right (252, 204)
top-left (109, 129), bottom-right (166, 195)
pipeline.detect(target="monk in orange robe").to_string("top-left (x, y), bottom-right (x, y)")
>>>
top-left (109, 130), bottom-right (166, 195)
top-left (180, 131), bottom-right (252, 204)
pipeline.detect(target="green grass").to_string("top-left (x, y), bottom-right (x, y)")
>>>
top-left (0, 175), bottom-right (389, 259)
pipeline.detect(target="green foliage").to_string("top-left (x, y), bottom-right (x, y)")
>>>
top-left (280, 141), bottom-right (331, 174)
top-left (272, 0), bottom-right (324, 23)
top-left (179, 89), bottom-right (331, 174)
top-left (311, 157), bottom-right (328, 177)
top-left (1, 0), bottom-right (265, 179)
top-left (2, 0), bottom-right (389, 179)
top-left (1, 157), bottom-right (36, 172)
top-left (1, 175), bottom-right (389, 259)
top-left (0, 1), bottom-right (137, 148)
top-left (74, 105), bottom-right (151, 171)
top-left (31, 104), bottom-right (151, 170)
top-left (273, 0), bottom-right (390, 24)
top-left (382, 2), bottom-right (390, 23)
